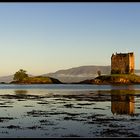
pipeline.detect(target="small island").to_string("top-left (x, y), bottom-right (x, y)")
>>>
top-left (10, 69), bottom-right (62, 84)
top-left (10, 76), bottom-right (62, 84)
top-left (78, 52), bottom-right (140, 85)
top-left (78, 74), bottom-right (140, 85)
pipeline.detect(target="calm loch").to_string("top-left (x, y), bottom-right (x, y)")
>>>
top-left (0, 84), bottom-right (139, 137)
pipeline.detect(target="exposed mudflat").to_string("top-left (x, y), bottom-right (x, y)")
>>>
top-left (0, 84), bottom-right (139, 138)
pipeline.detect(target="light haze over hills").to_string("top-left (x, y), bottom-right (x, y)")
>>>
top-left (43, 65), bottom-right (111, 83)
top-left (1, 65), bottom-right (140, 83)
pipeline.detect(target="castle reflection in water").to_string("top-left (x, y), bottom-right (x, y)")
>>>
top-left (14, 88), bottom-right (136, 116)
top-left (111, 89), bottom-right (135, 116)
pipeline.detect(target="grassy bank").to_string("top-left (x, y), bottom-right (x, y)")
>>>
top-left (95, 74), bottom-right (140, 84)
top-left (10, 76), bottom-right (62, 84)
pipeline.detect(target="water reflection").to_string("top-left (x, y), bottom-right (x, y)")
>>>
top-left (14, 90), bottom-right (28, 98)
top-left (111, 89), bottom-right (135, 116)
top-left (14, 90), bottom-right (28, 94)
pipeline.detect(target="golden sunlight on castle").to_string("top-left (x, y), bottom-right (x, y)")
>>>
top-left (111, 52), bottom-right (134, 74)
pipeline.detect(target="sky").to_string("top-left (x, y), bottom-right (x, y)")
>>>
top-left (0, 2), bottom-right (140, 76)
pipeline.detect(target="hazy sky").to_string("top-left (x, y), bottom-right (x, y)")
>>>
top-left (0, 2), bottom-right (140, 76)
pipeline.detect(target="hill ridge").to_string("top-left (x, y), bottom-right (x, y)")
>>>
top-left (0, 65), bottom-right (140, 83)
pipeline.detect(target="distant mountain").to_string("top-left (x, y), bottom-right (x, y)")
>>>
top-left (43, 66), bottom-right (140, 83)
top-left (42, 65), bottom-right (111, 83)
top-left (0, 75), bottom-right (14, 83)
top-left (0, 65), bottom-right (140, 83)
top-left (135, 69), bottom-right (140, 75)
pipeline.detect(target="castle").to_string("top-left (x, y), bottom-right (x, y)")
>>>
top-left (111, 52), bottom-right (134, 74)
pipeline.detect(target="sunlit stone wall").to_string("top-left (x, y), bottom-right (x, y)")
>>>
top-left (111, 52), bottom-right (134, 74)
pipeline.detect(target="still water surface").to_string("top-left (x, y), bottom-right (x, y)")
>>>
top-left (0, 84), bottom-right (139, 137)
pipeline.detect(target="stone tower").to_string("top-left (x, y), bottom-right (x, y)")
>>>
top-left (111, 52), bottom-right (134, 74)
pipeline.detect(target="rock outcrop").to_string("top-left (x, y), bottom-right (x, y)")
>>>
top-left (78, 74), bottom-right (140, 85)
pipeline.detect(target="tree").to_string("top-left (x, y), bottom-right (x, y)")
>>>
top-left (13, 69), bottom-right (28, 81)
top-left (97, 70), bottom-right (101, 76)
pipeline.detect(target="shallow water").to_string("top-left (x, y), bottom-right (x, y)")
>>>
top-left (0, 84), bottom-right (139, 137)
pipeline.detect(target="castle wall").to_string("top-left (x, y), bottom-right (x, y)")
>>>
top-left (128, 53), bottom-right (134, 74)
top-left (111, 52), bottom-right (134, 74)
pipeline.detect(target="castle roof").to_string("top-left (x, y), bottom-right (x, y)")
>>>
top-left (112, 52), bottom-right (134, 56)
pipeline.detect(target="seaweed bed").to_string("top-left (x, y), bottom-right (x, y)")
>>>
top-left (0, 89), bottom-right (139, 138)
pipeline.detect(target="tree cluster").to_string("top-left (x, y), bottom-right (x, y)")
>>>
top-left (13, 69), bottom-right (28, 82)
